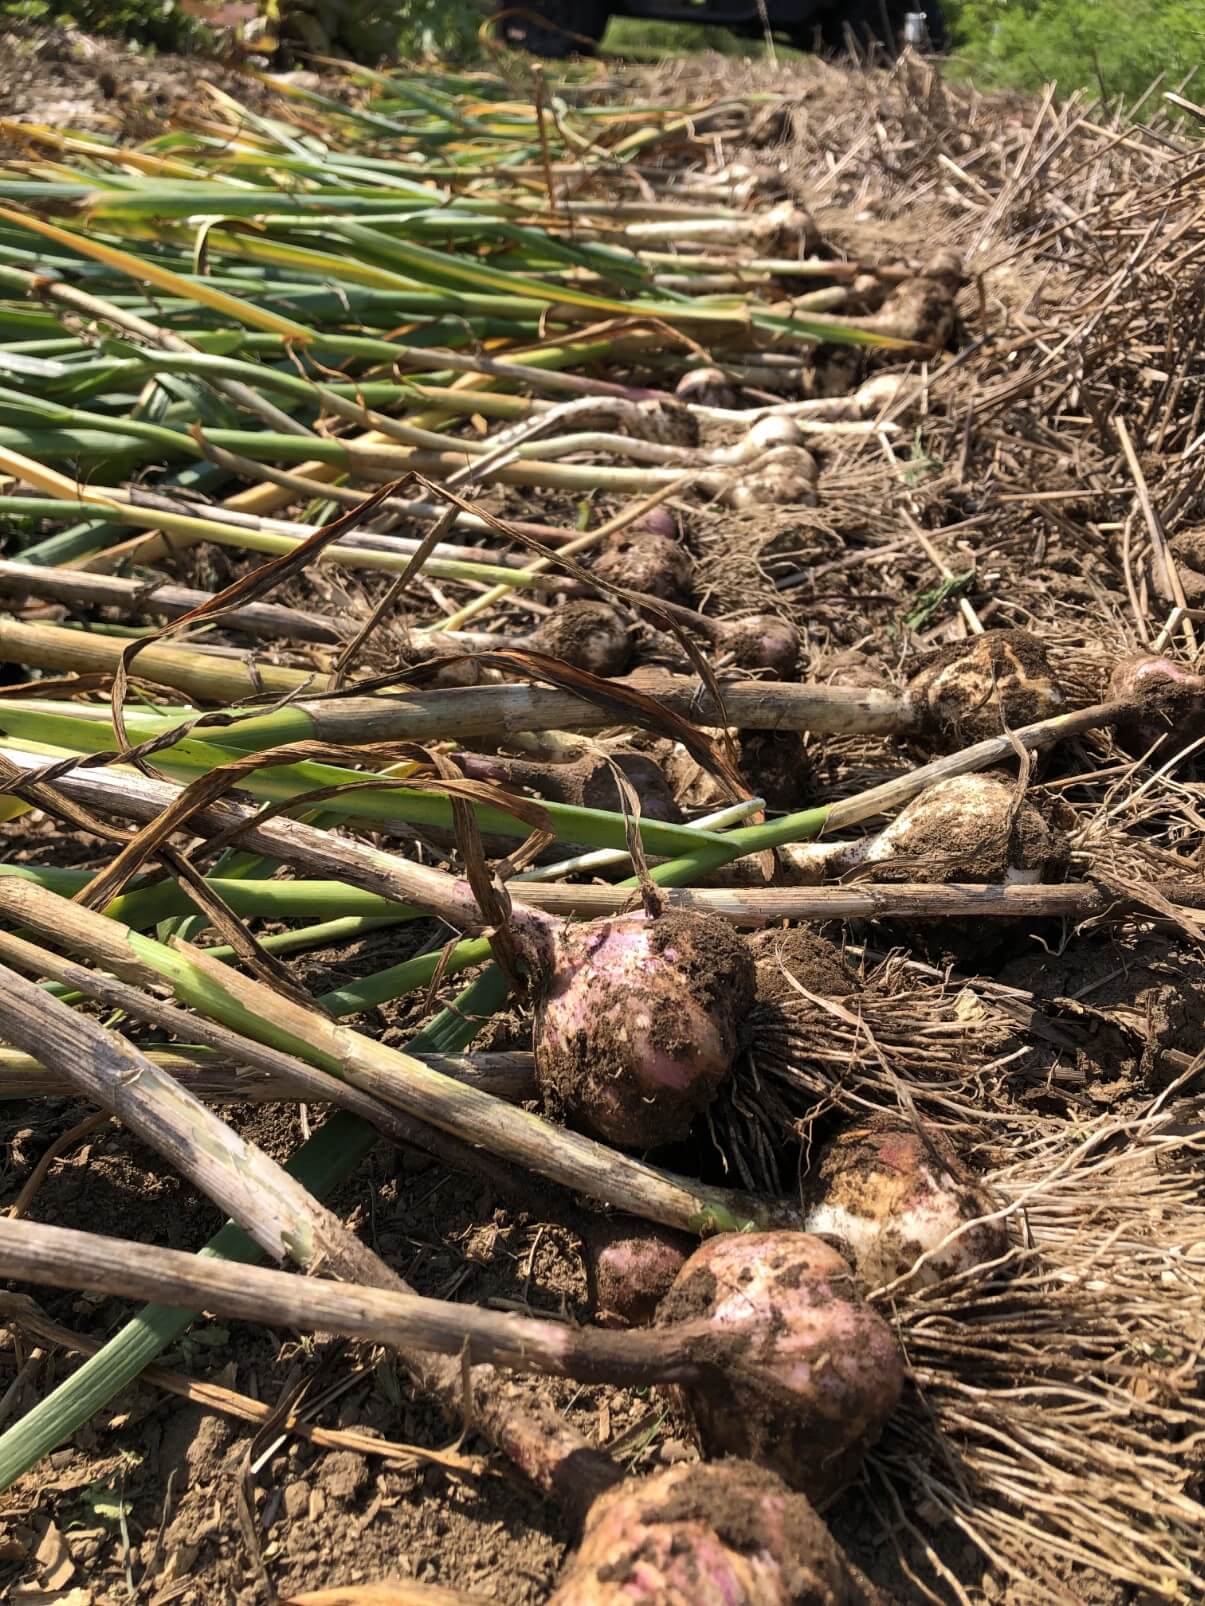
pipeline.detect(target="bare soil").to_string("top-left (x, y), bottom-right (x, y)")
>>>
top-left (0, 23), bottom-right (297, 144)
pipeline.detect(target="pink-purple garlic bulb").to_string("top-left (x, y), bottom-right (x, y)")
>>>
top-left (803, 1119), bottom-right (1008, 1290)
top-left (656, 1231), bottom-right (903, 1503)
top-left (550, 1459), bottom-right (874, 1605)
top-left (532, 913), bottom-right (755, 1149)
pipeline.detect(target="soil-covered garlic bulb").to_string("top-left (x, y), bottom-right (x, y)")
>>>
top-left (908, 629), bottom-right (1066, 746)
top-left (852, 373), bottom-right (915, 415)
top-left (803, 1118), bottom-right (1008, 1290)
top-left (748, 200), bottom-right (818, 257)
top-left (657, 1232), bottom-right (903, 1503)
top-left (572, 749), bottom-right (683, 822)
top-left (817, 647), bottom-right (894, 692)
top-left (724, 446), bottom-right (820, 510)
top-left (737, 730), bottom-right (814, 810)
top-left (713, 613), bottom-right (801, 679)
top-left (534, 913), bottom-right (756, 1148)
top-left (528, 602), bottom-right (633, 678)
top-left (582, 1215), bottom-right (693, 1328)
top-left (636, 506), bottom-right (679, 540)
top-left (455, 747), bottom-right (682, 824)
top-left (593, 527), bottom-right (695, 604)
top-left (862, 773), bottom-right (1058, 884)
top-left (677, 367), bottom-right (741, 410)
top-left (866, 275), bottom-right (957, 352)
top-left (1107, 652), bottom-right (1205, 756)
top-left (1168, 529), bottom-right (1205, 606)
top-left (550, 1460), bottom-right (874, 1606)
top-left (626, 397), bottom-right (698, 448)
top-left (921, 247), bottom-right (966, 289)
top-left (544, 750), bottom-right (683, 823)
top-left (782, 774), bottom-right (1062, 887)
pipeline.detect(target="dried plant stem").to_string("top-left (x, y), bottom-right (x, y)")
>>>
top-left (0, 957), bottom-right (409, 1286)
top-left (217, 681), bottom-right (1128, 753)
top-left (0, 1292), bottom-right (485, 1480)
top-left (0, 732), bottom-right (1171, 933)
top-left (0, 942), bottom-right (624, 1511)
top-left (0, 879), bottom-right (786, 1237)
top-left (242, 671), bottom-right (917, 741)
top-left (3, 851), bottom-right (1181, 928)
top-left (0, 615), bottom-right (319, 701)
top-left (0, 1215), bottom-right (729, 1389)
top-left (0, 1045), bottom-right (534, 1103)
top-left (0, 927), bottom-right (532, 1188)
top-left (498, 879), bottom-right (1204, 922)
top-left (0, 967), bottom-right (531, 1498)
top-left (0, 559), bottom-right (351, 646)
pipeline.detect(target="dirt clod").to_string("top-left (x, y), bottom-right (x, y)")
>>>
top-left (908, 629), bottom-right (1066, 745)
top-left (592, 529), bottom-right (695, 604)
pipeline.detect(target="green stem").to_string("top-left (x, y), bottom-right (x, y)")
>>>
top-left (0, 711), bottom-right (737, 860)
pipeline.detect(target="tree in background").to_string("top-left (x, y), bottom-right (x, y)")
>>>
top-left (264, 0), bottom-right (483, 61)
top-left (947, 0), bottom-right (1204, 103)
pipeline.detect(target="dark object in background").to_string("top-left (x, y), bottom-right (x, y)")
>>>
top-left (494, 0), bottom-right (945, 58)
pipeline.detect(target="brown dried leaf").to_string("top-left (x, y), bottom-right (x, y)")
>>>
top-left (33, 1523), bottom-right (74, 1592)
top-left (10, 1590), bottom-right (91, 1606)
top-left (459, 648), bottom-right (750, 801)
top-left (109, 478), bottom-right (409, 756)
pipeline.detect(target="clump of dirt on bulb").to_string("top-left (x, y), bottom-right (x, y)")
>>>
top-left (749, 927), bottom-right (858, 1005)
top-left (529, 602), bottom-right (633, 678)
top-left (535, 913), bottom-right (756, 1149)
top-left (551, 1459), bottom-right (874, 1605)
top-left (908, 628), bottom-right (1067, 746)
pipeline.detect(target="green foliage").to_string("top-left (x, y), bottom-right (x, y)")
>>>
top-left (0, 0), bottom-right (483, 64)
top-left (2, 0), bottom-right (213, 51)
top-left (602, 16), bottom-right (772, 57)
top-left (945, 0), bottom-right (1205, 104)
top-left (608, 2), bottom-right (1202, 107)
top-left (276, 0), bottom-right (484, 62)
